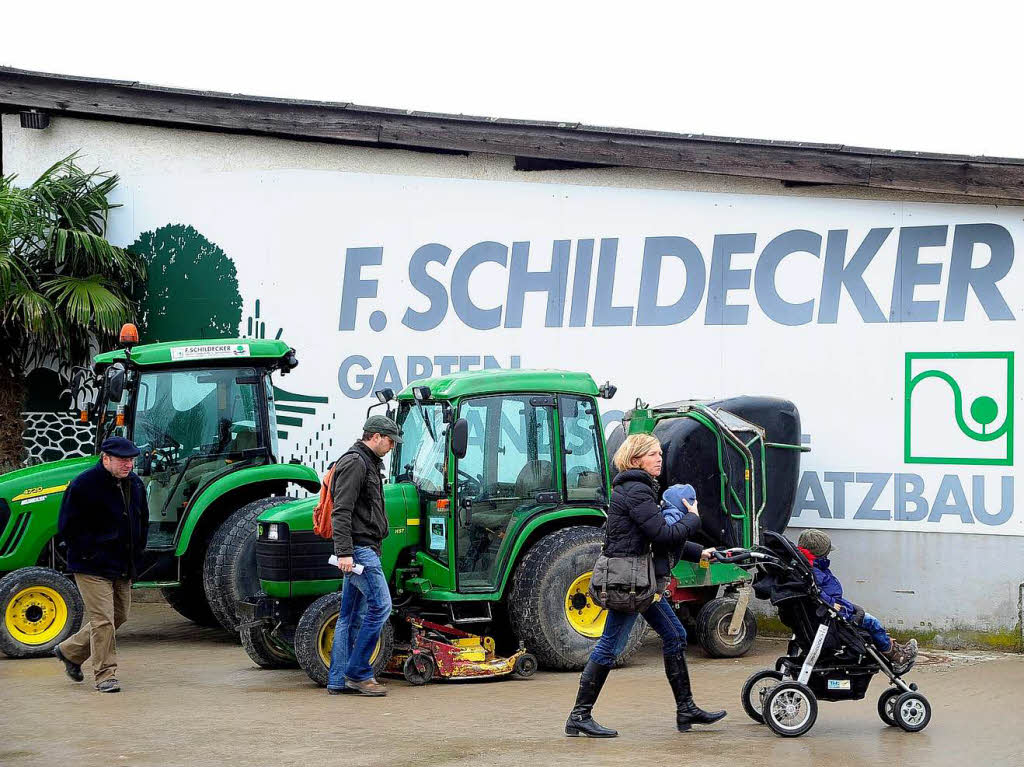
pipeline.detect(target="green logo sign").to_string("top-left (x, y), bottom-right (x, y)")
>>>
top-left (904, 352), bottom-right (1014, 466)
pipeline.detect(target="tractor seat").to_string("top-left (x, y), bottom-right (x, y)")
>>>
top-left (514, 460), bottom-right (554, 498)
top-left (568, 470), bottom-right (603, 501)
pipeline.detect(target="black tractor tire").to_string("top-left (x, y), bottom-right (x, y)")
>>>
top-left (293, 591), bottom-right (395, 687)
top-left (507, 525), bottom-right (647, 671)
top-left (0, 567), bottom-right (84, 658)
top-left (161, 577), bottom-right (220, 628)
top-left (695, 596), bottom-right (758, 658)
top-left (202, 497), bottom-right (290, 633)
top-left (240, 623), bottom-right (299, 669)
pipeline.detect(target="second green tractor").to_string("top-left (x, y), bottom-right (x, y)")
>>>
top-left (240, 370), bottom-right (805, 684)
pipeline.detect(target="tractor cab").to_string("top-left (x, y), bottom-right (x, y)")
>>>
top-left (85, 328), bottom-right (299, 554)
top-left (386, 372), bottom-right (614, 594)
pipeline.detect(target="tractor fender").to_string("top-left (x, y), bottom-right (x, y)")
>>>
top-left (493, 507), bottom-right (606, 597)
top-left (174, 464), bottom-right (320, 556)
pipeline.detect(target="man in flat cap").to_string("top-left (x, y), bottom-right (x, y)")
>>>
top-left (326, 414), bottom-right (402, 697)
top-left (54, 437), bottom-right (149, 692)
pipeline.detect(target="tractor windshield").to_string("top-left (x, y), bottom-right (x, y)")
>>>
top-left (131, 367), bottom-right (268, 548)
top-left (393, 402), bottom-right (447, 494)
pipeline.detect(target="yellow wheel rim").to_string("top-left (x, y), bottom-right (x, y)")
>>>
top-left (565, 572), bottom-right (607, 638)
top-left (317, 612), bottom-right (381, 667)
top-left (4, 586), bottom-right (69, 645)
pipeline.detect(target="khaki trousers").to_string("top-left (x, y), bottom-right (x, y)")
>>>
top-left (58, 574), bottom-right (132, 684)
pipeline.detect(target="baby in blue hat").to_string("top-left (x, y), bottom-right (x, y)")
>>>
top-left (661, 483), bottom-right (697, 525)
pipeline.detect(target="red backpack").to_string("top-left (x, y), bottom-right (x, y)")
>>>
top-left (312, 465), bottom-right (336, 540)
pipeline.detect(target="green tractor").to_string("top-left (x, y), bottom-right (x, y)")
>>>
top-left (0, 329), bottom-right (320, 658)
top-left (239, 370), bottom-right (806, 683)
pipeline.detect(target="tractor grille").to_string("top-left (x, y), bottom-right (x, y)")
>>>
top-left (0, 499), bottom-right (10, 542)
top-left (255, 539), bottom-right (290, 582)
top-left (255, 531), bottom-right (337, 583)
top-left (288, 531), bottom-right (337, 581)
top-left (0, 511), bottom-right (29, 557)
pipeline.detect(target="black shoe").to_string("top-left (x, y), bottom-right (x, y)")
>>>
top-left (54, 646), bottom-right (83, 682)
top-left (564, 661), bottom-right (618, 738)
top-left (327, 687), bottom-right (358, 695)
top-left (663, 651), bottom-right (726, 732)
top-left (96, 678), bottom-right (121, 693)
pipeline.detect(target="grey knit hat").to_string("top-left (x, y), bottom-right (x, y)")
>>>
top-left (797, 529), bottom-right (833, 557)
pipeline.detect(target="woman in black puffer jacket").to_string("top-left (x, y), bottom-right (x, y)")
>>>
top-left (565, 433), bottom-right (727, 738)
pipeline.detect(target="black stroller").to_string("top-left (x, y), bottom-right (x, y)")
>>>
top-left (712, 531), bottom-right (931, 737)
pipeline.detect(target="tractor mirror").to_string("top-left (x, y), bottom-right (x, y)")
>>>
top-left (451, 418), bottom-right (469, 460)
top-left (106, 365), bottom-right (126, 403)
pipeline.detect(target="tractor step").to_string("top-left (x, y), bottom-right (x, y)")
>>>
top-left (447, 602), bottom-right (493, 625)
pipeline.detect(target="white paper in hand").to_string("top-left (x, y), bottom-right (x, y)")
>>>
top-left (327, 555), bottom-right (363, 574)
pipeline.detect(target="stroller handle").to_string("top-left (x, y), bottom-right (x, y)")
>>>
top-left (711, 547), bottom-right (778, 566)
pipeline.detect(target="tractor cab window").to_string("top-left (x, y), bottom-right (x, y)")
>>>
top-left (558, 396), bottom-right (606, 502)
top-left (393, 401), bottom-right (447, 495)
top-left (455, 395), bottom-right (557, 590)
top-left (132, 367), bottom-right (266, 548)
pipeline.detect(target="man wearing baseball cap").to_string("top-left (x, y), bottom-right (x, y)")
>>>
top-left (54, 437), bottom-right (149, 692)
top-left (326, 414), bottom-right (402, 696)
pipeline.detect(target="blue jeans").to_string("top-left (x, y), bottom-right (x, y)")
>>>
top-left (590, 596), bottom-right (687, 667)
top-left (326, 546), bottom-right (392, 688)
top-left (861, 612), bottom-right (891, 652)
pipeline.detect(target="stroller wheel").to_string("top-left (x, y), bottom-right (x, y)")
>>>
top-left (741, 670), bottom-right (784, 724)
top-left (877, 687), bottom-right (901, 726)
top-left (893, 692), bottom-right (931, 732)
top-left (763, 682), bottom-right (818, 737)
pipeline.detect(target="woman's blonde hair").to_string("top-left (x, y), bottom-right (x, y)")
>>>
top-left (612, 433), bottom-right (661, 472)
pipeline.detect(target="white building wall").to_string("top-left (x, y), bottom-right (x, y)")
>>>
top-left (4, 114), bottom-right (1021, 641)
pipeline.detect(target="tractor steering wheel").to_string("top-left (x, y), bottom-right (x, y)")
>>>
top-left (457, 468), bottom-right (482, 498)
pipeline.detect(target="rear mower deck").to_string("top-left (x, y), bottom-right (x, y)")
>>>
top-left (387, 617), bottom-right (538, 685)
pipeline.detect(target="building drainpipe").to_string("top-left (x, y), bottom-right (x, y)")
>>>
top-left (1019, 581), bottom-right (1024, 653)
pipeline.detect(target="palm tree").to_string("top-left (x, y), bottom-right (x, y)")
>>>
top-left (0, 154), bottom-right (145, 464)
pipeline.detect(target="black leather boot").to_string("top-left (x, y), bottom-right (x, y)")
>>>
top-left (664, 650), bottom-right (727, 732)
top-left (565, 661), bottom-right (618, 738)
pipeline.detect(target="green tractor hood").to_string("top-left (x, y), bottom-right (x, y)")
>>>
top-left (0, 456), bottom-right (98, 571)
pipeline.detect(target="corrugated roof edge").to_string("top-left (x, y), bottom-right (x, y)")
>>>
top-left (4, 66), bottom-right (1024, 199)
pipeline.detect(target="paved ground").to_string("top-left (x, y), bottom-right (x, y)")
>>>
top-left (1, 602), bottom-right (1022, 767)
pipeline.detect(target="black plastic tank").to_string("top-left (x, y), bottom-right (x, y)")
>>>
top-left (605, 396), bottom-right (802, 547)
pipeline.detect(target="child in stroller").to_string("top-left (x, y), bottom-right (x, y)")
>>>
top-left (796, 529), bottom-right (917, 673)
top-left (712, 530), bottom-right (932, 737)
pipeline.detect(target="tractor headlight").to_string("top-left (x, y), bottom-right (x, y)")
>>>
top-left (259, 522), bottom-right (288, 541)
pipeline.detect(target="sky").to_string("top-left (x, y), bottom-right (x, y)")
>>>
top-left (4, 1), bottom-right (1023, 159)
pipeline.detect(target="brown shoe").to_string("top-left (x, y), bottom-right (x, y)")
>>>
top-left (883, 640), bottom-right (918, 673)
top-left (344, 677), bottom-right (387, 697)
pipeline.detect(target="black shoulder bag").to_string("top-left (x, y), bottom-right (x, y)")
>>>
top-left (588, 524), bottom-right (657, 614)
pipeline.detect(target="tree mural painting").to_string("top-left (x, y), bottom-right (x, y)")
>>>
top-left (19, 224), bottom-right (334, 475)
top-left (129, 224), bottom-right (243, 342)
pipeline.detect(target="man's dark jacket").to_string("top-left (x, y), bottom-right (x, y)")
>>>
top-left (605, 469), bottom-right (703, 578)
top-left (331, 441), bottom-right (388, 557)
top-left (57, 461), bottom-right (149, 580)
